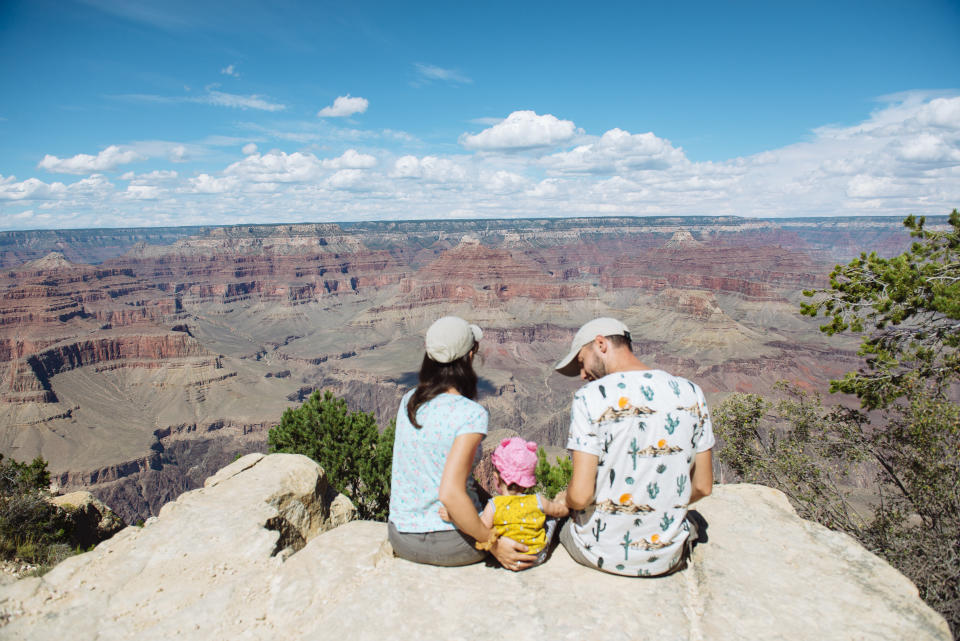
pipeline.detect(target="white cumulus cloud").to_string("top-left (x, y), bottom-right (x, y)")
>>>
top-left (187, 174), bottom-right (241, 194)
top-left (122, 170), bottom-right (178, 183)
top-left (0, 175), bottom-right (68, 200)
top-left (242, 143), bottom-right (258, 155)
top-left (459, 111), bottom-right (578, 151)
top-left (326, 169), bottom-right (372, 191)
top-left (390, 155), bottom-right (468, 183)
top-left (913, 96), bottom-right (960, 129)
top-left (168, 145), bottom-right (188, 163)
top-left (220, 64), bottom-right (240, 78)
top-left (542, 129), bottom-right (687, 174)
top-left (321, 149), bottom-right (377, 170)
top-left (123, 185), bottom-right (163, 200)
top-left (37, 145), bottom-right (143, 175)
top-left (224, 151), bottom-right (324, 182)
top-left (317, 95), bottom-right (369, 118)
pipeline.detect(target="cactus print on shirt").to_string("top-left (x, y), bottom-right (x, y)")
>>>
top-left (389, 390), bottom-right (488, 532)
top-left (566, 369), bottom-right (714, 576)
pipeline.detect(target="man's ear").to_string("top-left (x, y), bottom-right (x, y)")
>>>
top-left (594, 334), bottom-right (608, 353)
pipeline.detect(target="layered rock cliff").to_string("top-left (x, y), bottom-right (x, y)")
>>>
top-left (0, 216), bottom-right (934, 522)
top-left (0, 454), bottom-right (949, 640)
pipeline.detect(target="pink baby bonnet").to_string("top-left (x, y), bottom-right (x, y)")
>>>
top-left (491, 436), bottom-right (538, 488)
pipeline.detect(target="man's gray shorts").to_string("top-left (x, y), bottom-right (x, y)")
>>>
top-left (559, 516), bottom-right (699, 576)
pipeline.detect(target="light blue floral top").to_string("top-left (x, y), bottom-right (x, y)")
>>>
top-left (389, 390), bottom-right (488, 532)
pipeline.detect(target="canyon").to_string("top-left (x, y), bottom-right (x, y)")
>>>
top-left (0, 215), bottom-right (942, 522)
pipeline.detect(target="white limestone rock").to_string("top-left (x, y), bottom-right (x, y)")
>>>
top-left (0, 455), bottom-right (950, 640)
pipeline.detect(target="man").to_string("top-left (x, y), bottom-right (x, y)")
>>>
top-left (555, 318), bottom-right (714, 576)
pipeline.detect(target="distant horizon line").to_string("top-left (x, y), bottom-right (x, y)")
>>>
top-left (2, 211), bottom-right (954, 236)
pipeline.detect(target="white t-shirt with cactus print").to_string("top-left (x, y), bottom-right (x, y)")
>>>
top-left (566, 369), bottom-right (714, 576)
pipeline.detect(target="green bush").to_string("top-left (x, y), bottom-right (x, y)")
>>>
top-left (715, 384), bottom-right (959, 636)
top-left (720, 210), bottom-right (960, 636)
top-left (0, 453), bottom-right (73, 568)
top-left (268, 390), bottom-right (394, 521)
top-left (535, 448), bottom-right (572, 499)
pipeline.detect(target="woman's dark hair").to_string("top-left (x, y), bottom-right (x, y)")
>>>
top-left (406, 344), bottom-right (478, 429)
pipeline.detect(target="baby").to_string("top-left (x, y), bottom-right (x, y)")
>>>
top-left (442, 436), bottom-right (569, 566)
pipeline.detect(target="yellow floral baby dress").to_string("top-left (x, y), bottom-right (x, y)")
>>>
top-left (491, 494), bottom-right (547, 554)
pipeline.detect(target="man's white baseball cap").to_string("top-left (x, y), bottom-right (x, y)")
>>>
top-left (554, 317), bottom-right (630, 377)
top-left (425, 316), bottom-right (483, 364)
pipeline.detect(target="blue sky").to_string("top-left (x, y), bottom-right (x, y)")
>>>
top-left (1, 0), bottom-right (959, 230)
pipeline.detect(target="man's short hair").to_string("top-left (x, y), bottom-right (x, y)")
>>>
top-left (605, 332), bottom-right (632, 351)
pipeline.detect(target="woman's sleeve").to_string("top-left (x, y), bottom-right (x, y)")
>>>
top-left (455, 401), bottom-right (489, 437)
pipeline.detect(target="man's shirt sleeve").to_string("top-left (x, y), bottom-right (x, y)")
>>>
top-left (565, 391), bottom-right (602, 456)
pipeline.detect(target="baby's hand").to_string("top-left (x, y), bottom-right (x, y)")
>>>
top-left (438, 505), bottom-right (451, 522)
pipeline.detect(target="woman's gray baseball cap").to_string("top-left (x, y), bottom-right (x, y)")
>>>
top-left (425, 316), bottom-right (483, 363)
top-left (554, 317), bottom-right (630, 377)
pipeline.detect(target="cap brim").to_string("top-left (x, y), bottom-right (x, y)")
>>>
top-left (469, 324), bottom-right (483, 342)
top-left (554, 347), bottom-right (581, 377)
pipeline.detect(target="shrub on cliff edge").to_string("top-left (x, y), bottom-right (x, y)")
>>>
top-left (268, 390), bottom-right (394, 521)
top-left (717, 211), bottom-right (960, 636)
top-left (535, 448), bottom-right (572, 499)
top-left (0, 454), bottom-right (72, 567)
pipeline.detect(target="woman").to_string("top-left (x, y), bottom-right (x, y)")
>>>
top-left (388, 316), bottom-right (537, 570)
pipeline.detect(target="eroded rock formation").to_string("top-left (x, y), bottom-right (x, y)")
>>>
top-left (0, 216), bottom-right (937, 521)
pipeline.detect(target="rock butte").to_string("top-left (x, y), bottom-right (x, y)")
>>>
top-left (0, 454), bottom-right (949, 640)
top-left (0, 216), bottom-right (949, 522)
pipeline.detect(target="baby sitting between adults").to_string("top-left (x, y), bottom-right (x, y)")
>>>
top-left (440, 436), bottom-right (568, 566)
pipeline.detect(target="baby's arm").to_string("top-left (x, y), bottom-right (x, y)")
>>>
top-left (538, 494), bottom-right (570, 518)
top-left (439, 500), bottom-right (493, 525)
top-left (480, 501), bottom-right (495, 528)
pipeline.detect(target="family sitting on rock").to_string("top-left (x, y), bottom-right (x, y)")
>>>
top-left (388, 315), bottom-right (715, 576)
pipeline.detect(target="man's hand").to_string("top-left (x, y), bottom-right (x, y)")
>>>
top-left (490, 536), bottom-right (536, 571)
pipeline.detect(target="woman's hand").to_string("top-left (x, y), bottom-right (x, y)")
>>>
top-left (490, 535), bottom-right (537, 571)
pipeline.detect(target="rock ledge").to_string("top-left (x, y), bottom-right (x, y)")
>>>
top-left (0, 454), bottom-right (950, 640)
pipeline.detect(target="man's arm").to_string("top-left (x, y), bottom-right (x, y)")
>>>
top-left (538, 495), bottom-right (569, 518)
top-left (565, 450), bottom-right (598, 511)
top-left (688, 449), bottom-right (713, 504)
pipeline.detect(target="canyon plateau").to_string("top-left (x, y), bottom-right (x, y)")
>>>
top-left (0, 215), bottom-right (941, 522)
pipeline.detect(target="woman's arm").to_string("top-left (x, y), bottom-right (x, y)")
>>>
top-left (479, 501), bottom-right (495, 528)
top-left (437, 433), bottom-right (491, 542)
top-left (438, 433), bottom-right (537, 570)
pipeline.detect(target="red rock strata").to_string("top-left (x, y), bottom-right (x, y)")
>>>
top-left (600, 244), bottom-right (825, 299)
top-left (399, 241), bottom-right (592, 305)
top-left (0, 233), bottom-right (408, 410)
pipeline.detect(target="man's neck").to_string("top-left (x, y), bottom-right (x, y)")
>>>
top-left (605, 351), bottom-right (650, 375)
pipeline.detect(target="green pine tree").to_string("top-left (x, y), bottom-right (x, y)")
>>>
top-left (268, 390), bottom-right (394, 521)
